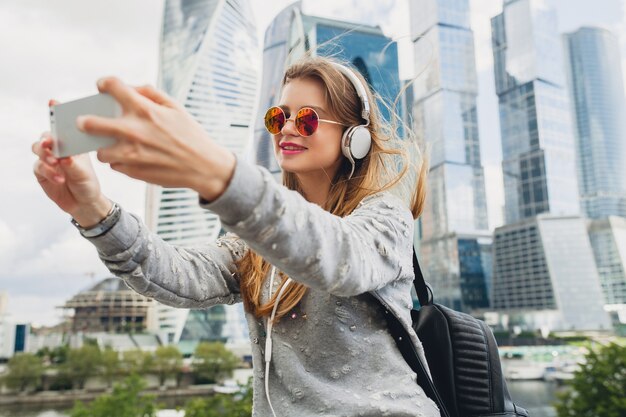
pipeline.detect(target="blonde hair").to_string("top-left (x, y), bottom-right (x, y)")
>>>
top-left (237, 55), bottom-right (428, 320)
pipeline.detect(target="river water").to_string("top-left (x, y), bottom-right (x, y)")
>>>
top-left (0, 380), bottom-right (562, 417)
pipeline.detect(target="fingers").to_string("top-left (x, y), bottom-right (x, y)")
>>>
top-left (76, 114), bottom-right (136, 143)
top-left (32, 133), bottom-right (58, 164)
top-left (32, 132), bottom-right (65, 183)
top-left (96, 77), bottom-right (145, 112)
top-left (135, 84), bottom-right (176, 107)
top-left (33, 159), bottom-right (64, 184)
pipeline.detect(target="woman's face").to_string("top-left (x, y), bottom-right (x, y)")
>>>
top-left (272, 77), bottom-right (345, 178)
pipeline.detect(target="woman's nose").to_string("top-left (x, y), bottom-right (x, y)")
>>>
top-left (281, 118), bottom-right (300, 136)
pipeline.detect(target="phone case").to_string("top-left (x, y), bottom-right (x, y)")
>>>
top-left (50, 93), bottom-right (122, 158)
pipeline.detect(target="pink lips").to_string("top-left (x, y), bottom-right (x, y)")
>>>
top-left (280, 142), bottom-right (307, 155)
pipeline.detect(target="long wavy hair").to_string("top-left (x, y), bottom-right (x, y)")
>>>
top-left (236, 55), bottom-right (428, 320)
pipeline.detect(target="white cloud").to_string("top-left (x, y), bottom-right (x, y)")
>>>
top-left (0, 219), bottom-right (17, 269)
top-left (6, 294), bottom-right (69, 327)
top-left (11, 228), bottom-right (109, 279)
top-left (0, 0), bottom-right (159, 325)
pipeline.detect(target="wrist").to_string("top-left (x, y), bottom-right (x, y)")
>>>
top-left (194, 150), bottom-right (236, 203)
top-left (70, 196), bottom-right (113, 228)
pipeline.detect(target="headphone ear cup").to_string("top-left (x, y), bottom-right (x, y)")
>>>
top-left (343, 125), bottom-right (371, 160)
top-left (341, 126), bottom-right (356, 160)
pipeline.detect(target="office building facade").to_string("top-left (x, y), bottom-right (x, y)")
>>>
top-left (409, 0), bottom-right (491, 312)
top-left (563, 27), bottom-right (626, 324)
top-left (490, 0), bottom-right (611, 330)
top-left (564, 27), bottom-right (626, 219)
top-left (146, 0), bottom-right (257, 348)
top-left (492, 215), bottom-right (611, 331)
top-left (587, 217), bottom-right (626, 325)
top-left (492, 0), bottom-right (580, 224)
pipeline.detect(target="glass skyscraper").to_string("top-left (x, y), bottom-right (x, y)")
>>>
top-left (252, 1), bottom-right (401, 174)
top-left (490, 0), bottom-right (611, 331)
top-left (492, 0), bottom-right (580, 224)
top-left (145, 0), bottom-right (257, 350)
top-left (563, 27), bottom-right (626, 219)
top-left (563, 27), bottom-right (626, 324)
top-left (409, 0), bottom-right (491, 312)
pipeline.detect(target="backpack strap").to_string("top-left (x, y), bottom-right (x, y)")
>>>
top-left (413, 249), bottom-right (431, 307)
top-left (375, 249), bottom-right (451, 417)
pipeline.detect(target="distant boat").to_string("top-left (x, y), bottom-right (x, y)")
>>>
top-left (543, 362), bottom-right (581, 382)
top-left (213, 379), bottom-right (241, 394)
top-left (500, 345), bottom-right (586, 381)
top-left (502, 357), bottom-right (547, 380)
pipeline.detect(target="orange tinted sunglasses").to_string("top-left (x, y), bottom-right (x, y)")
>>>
top-left (264, 106), bottom-right (345, 137)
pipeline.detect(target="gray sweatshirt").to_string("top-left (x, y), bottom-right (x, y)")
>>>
top-left (84, 156), bottom-right (440, 417)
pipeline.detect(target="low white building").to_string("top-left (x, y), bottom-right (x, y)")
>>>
top-left (0, 315), bottom-right (29, 360)
top-left (492, 214), bottom-right (612, 331)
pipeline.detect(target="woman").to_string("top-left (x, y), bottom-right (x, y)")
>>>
top-left (32, 56), bottom-right (440, 417)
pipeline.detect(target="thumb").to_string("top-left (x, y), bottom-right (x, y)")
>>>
top-left (58, 154), bottom-right (93, 181)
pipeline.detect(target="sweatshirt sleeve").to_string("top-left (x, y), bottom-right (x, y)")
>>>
top-left (82, 209), bottom-right (246, 309)
top-left (202, 156), bottom-right (415, 297)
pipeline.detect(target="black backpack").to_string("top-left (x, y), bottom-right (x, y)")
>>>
top-left (380, 250), bottom-right (530, 417)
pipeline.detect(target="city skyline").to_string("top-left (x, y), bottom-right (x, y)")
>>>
top-left (1, 0), bottom-right (625, 326)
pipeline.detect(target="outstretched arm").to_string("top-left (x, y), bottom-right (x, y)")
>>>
top-left (202, 157), bottom-right (414, 297)
top-left (84, 209), bottom-right (245, 308)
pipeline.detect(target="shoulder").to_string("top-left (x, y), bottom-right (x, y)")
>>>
top-left (354, 192), bottom-right (413, 221)
top-left (349, 192), bottom-right (414, 237)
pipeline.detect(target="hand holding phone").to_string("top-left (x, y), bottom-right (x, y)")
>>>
top-left (50, 93), bottom-right (121, 158)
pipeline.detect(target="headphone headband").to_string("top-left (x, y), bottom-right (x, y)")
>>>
top-left (332, 63), bottom-right (371, 126)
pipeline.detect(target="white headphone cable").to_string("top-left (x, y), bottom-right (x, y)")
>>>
top-left (265, 266), bottom-right (293, 417)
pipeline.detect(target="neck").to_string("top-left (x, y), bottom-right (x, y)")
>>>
top-left (295, 171), bottom-right (333, 207)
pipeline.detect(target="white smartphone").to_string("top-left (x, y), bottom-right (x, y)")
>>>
top-left (50, 93), bottom-right (122, 158)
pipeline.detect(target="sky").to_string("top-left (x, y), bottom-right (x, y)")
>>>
top-left (0, 0), bottom-right (625, 327)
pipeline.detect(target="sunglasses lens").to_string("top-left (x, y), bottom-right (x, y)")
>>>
top-left (264, 107), bottom-right (285, 135)
top-left (296, 107), bottom-right (319, 137)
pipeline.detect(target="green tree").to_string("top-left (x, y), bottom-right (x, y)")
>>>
top-left (151, 345), bottom-right (183, 388)
top-left (193, 342), bottom-right (240, 384)
top-left (64, 344), bottom-right (101, 390)
top-left (50, 345), bottom-right (70, 364)
top-left (2, 353), bottom-right (44, 392)
top-left (121, 349), bottom-right (153, 376)
top-left (70, 374), bottom-right (157, 417)
top-left (37, 344), bottom-right (70, 365)
top-left (184, 378), bottom-right (252, 417)
top-left (555, 342), bottom-right (626, 417)
top-left (100, 347), bottom-right (122, 389)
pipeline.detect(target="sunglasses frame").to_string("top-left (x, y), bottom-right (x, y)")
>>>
top-left (264, 106), bottom-right (345, 137)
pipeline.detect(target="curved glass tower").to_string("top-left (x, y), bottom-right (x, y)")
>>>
top-left (564, 27), bottom-right (626, 219)
top-left (145, 0), bottom-right (258, 349)
top-left (148, 0), bottom-right (258, 245)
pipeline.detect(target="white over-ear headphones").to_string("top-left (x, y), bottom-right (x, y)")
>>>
top-left (332, 62), bottom-right (372, 179)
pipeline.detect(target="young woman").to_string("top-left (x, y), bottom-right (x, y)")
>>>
top-left (32, 56), bottom-right (440, 417)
